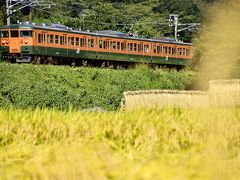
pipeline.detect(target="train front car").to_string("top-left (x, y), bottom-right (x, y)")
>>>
top-left (0, 24), bottom-right (34, 63)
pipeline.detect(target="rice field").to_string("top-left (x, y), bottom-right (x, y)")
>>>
top-left (121, 90), bottom-right (209, 111)
top-left (1, 107), bottom-right (240, 179)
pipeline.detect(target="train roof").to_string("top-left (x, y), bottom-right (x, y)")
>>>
top-left (0, 23), bottom-right (193, 46)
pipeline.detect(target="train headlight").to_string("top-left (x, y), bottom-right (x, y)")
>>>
top-left (24, 40), bottom-right (28, 44)
top-left (2, 40), bottom-right (6, 45)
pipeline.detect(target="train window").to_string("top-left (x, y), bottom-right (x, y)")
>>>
top-left (121, 42), bottom-right (126, 51)
top-left (63, 36), bottom-right (67, 45)
top-left (37, 33), bottom-right (45, 43)
top-left (49, 35), bottom-right (54, 44)
top-left (112, 41), bottom-right (116, 49)
top-left (157, 46), bottom-right (162, 54)
top-left (139, 44), bottom-right (143, 52)
top-left (71, 37), bottom-right (75, 46)
top-left (144, 45), bottom-right (149, 53)
top-left (178, 48), bottom-right (182, 55)
top-left (88, 39), bottom-right (91, 47)
top-left (60, 36), bottom-right (63, 45)
top-left (47, 35), bottom-right (50, 43)
top-left (99, 40), bottom-right (103, 48)
top-left (103, 40), bottom-right (110, 49)
top-left (80, 38), bottom-right (86, 47)
top-left (117, 42), bottom-right (121, 50)
top-left (42, 34), bottom-right (46, 43)
top-left (20, 30), bottom-right (33, 37)
top-left (68, 37), bottom-right (71, 45)
top-left (153, 45), bottom-right (157, 53)
top-left (88, 39), bottom-right (94, 48)
top-left (134, 43), bottom-right (137, 51)
top-left (91, 39), bottom-right (94, 47)
top-left (103, 41), bottom-right (107, 49)
top-left (107, 40), bottom-right (110, 49)
top-left (110, 41), bottom-right (113, 49)
top-left (173, 47), bottom-right (177, 55)
top-left (1, 31), bottom-right (9, 38)
top-left (164, 46), bottom-right (168, 54)
top-left (183, 48), bottom-right (186, 56)
top-left (168, 47), bottom-right (172, 55)
top-left (10, 30), bottom-right (19, 37)
top-left (37, 34), bottom-right (41, 43)
top-left (76, 37), bottom-right (80, 46)
top-left (87, 39), bottom-right (90, 47)
top-left (55, 35), bottom-right (59, 44)
top-left (128, 43), bottom-right (133, 51)
top-left (186, 48), bottom-right (191, 56)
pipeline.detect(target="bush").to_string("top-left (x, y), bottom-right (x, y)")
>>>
top-left (0, 63), bottom-right (195, 110)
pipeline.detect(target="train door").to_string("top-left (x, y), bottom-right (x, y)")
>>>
top-left (59, 34), bottom-right (67, 56)
top-left (42, 32), bottom-right (47, 54)
top-left (9, 30), bottom-right (20, 53)
top-left (63, 34), bottom-right (67, 55)
top-left (95, 35), bottom-right (99, 59)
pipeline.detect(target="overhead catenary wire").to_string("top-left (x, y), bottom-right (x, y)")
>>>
top-left (31, 6), bottom-right (170, 27)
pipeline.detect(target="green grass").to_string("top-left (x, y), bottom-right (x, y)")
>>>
top-left (0, 63), bottom-right (195, 110)
top-left (1, 107), bottom-right (240, 179)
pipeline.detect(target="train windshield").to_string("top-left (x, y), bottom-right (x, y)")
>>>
top-left (1, 31), bottom-right (9, 38)
top-left (20, 30), bottom-right (33, 37)
top-left (10, 30), bottom-right (19, 37)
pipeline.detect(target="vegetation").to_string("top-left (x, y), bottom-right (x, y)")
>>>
top-left (0, 0), bottom-right (214, 42)
top-left (1, 107), bottom-right (240, 179)
top-left (0, 63), bottom-right (195, 110)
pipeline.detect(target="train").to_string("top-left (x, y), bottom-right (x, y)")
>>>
top-left (0, 22), bottom-right (193, 68)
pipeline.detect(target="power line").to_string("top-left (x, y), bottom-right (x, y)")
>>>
top-left (32, 3), bottom-right (200, 39)
top-left (59, 3), bottom-right (165, 22)
top-left (6, 0), bottom-right (54, 25)
top-left (32, 6), bottom-right (169, 27)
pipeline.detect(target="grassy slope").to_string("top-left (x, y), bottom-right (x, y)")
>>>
top-left (1, 108), bottom-right (240, 179)
top-left (0, 63), bottom-right (195, 110)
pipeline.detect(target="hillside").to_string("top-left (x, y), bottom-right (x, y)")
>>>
top-left (0, 0), bottom-right (213, 42)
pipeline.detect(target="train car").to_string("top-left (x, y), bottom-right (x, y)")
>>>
top-left (0, 22), bottom-right (193, 67)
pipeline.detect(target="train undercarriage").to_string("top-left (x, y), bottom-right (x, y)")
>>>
top-left (1, 54), bottom-right (185, 70)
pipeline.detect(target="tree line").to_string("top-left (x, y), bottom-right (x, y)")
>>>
top-left (0, 0), bottom-right (214, 42)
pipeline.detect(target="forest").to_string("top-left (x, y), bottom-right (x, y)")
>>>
top-left (0, 0), bottom-right (214, 42)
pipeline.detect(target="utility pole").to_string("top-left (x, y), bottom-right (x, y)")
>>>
top-left (6, 0), bottom-right (11, 26)
top-left (169, 14), bottom-right (179, 41)
top-left (169, 14), bottom-right (200, 41)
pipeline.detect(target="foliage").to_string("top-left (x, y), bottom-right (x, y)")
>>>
top-left (1, 107), bottom-right (240, 179)
top-left (0, 0), bottom-right (213, 41)
top-left (0, 63), bottom-right (195, 110)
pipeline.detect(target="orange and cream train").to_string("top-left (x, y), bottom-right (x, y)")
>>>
top-left (0, 22), bottom-right (193, 67)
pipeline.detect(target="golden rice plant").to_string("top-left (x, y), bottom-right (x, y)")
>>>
top-left (209, 79), bottom-right (240, 107)
top-left (121, 79), bottom-right (240, 111)
top-left (1, 107), bottom-right (240, 179)
top-left (121, 90), bottom-right (209, 111)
